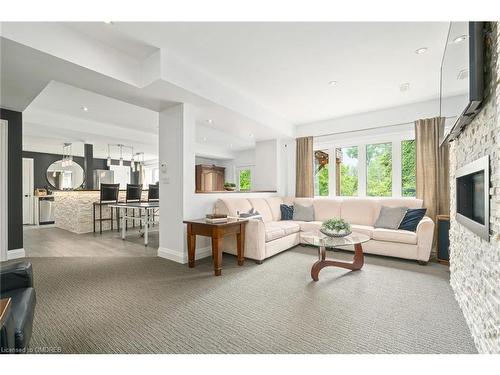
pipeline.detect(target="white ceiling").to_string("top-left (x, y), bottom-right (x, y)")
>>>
top-left (113, 22), bottom-right (451, 124)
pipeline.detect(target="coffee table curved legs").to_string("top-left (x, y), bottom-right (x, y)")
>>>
top-left (311, 243), bottom-right (364, 281)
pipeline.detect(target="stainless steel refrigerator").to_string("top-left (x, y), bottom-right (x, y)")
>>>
top-left (93, 169), bottom-right (114, 189)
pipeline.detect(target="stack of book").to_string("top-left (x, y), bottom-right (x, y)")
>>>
top-left (205, 214), bottom-right (228, 224)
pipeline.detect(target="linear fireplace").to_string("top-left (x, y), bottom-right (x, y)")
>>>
top-left (456, 155), bottom-right (490, 240)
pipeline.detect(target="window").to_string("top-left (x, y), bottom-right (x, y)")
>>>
top-left (314, 150), bottom-right (329, 196)
top-left (142, 164), bottom-right (159, 188)
top-left (366, 143), bottom-right (392, 197)
top-left (238, 169), bottom-right (251, 191)
top-left (401, 139), bottom-right (416, 197)
top-left (335, 146), bottom-right (358, 196)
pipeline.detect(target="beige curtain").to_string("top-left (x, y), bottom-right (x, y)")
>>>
top-left (295, 136), bottom-right (314, 197)
top-left (415, 117), bottom-right (450, 222)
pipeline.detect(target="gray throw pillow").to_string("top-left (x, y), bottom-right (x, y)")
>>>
top-left (374, 206), bottom-right (408, 229)
top-left (293, 203), bottom-right (314, 222)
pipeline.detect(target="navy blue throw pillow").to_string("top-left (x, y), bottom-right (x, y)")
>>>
top-left (398, 208), bottom-right (427, 232)
top-left (280, 204), bottom-right (294, 220)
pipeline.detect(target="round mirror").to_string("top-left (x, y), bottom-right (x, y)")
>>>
top-left (46, 160), bottom-right (85, 190)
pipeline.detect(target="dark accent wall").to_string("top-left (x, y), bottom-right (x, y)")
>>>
top-left (1, 108), bottom-right (23, 251)
top-left (21, 151), bottom-right (139, 189)
top-left (83, 144), bottom-right (94, 189)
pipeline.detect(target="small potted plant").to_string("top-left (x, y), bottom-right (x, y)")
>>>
top-left (224, 182), bottom-right (236, 191)
top-left (320, 217), bottom-right (352, 237)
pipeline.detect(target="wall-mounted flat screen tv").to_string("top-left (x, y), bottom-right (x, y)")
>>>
top-left (440, 22), bottom-right (484, 144)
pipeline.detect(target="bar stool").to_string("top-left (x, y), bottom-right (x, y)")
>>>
top-left (124, 184), bottom-right (142, 230)
top-left (93, 183), bottom-right (120, 234)
top-left (147, 184), bottom-right (159, 225)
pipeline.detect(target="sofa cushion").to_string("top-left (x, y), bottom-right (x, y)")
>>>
top-left (295, 221), bottom-right (323, 232)
top-left (248, 198), bottom-right (274, 222)
top-left (351, 224), bottom-right (374, 238)
top-left (341, 198), bottom-right (381, 226)
top-left (215, 198), bottom-right (252, 217)
top-left (268, 221), bottom-right (300, 235)
top-left (372, 228), bottom-right (417, 245)
top-left (398, 208), bottom-right (427, 232)
top-left (265, 226), bottom-right (286, 242)
top-left (280, 204), bottom-right (294, 220)
top-left (313, 198), bottom-right (342, 221)
top-left (293, 203), bottom-right (315, 221)
top-left (265, 197), bottom-right (283, 221)
top-left (374, 206), bottom-right (408, 229)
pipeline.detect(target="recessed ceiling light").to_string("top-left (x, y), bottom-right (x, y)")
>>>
top-left (81, 106), bottom-right (88, 112)
top-left (104, 21), bottom-right (114, 25)
top-left (453, 35), bottom-right (467, 44)
top-left (400, 83), bottom-right (410, 92)
top-left (249, 133), bottom-right (254, 138)
top-left (328, 80), bottom-right (338, 86)
top-left (230, 144), bottom-right (233, 149)
top-left (202, 137), bottom-right (207, 142)
top-left (206, 119), bottom-right (213, 124)
top-left (415, 47), bottom-right (428, 54)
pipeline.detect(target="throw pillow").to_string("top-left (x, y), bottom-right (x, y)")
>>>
top-left (280, 204), bottom-right (294, 220)
top-left (293, 203), bottom-right (314, 222)
top-left (239, 208), bottom-right (262, 221)
top-left (398, 208), bottom-right (427, 232)
top-left (374, 206), bottom-right (408, 229)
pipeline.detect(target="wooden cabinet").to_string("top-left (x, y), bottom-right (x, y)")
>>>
top-left (196, 165), bottom-right (225, 192)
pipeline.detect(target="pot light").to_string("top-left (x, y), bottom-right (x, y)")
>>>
top-left (415, 47), bottom-right (428, 54)
top-left (104, 21), bottom-right (114, 25)
top-left (249, 133), bottom-right (254, 138)
top-left (206, 119), bottom-right (213, 124)
top-left (81, 106), bottom-right (88, 112)
top-left (453, 35), bottom-right (467, 44)
top-left (328, 80), bottom-right (338, 86)
top-left (202, 137), bottom-right (207, 142)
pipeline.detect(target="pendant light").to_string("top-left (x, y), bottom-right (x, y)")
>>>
top-left (119, 144), bottom-right (123, 166)
top-left (106, 144), bottom-right (111, 167)
top-left (130, 148), bottom-right (135, 172)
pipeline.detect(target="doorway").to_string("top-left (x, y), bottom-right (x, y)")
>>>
top-left (22, 157), bottom-right (34, 225)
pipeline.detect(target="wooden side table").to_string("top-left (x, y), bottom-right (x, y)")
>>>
top-left (183, 218), bottom-right (247, 276)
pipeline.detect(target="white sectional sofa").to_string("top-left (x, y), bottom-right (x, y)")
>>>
top-left (214, 196), bottom-right (435, 264)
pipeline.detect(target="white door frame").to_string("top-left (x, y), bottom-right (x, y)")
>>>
top-left (0, 120), bottom-right (8, 261)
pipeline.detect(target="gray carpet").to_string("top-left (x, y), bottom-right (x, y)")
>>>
top-left (24, 246), bottom-right (476, 353)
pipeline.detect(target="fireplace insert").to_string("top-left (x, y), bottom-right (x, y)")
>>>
top-left (456, 155), bottom-right (489, 240)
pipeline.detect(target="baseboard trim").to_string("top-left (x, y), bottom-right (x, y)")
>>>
top-left (7, 248), bottom-right (26, 260)
top-left (157, 246), bottom-right (212, 264)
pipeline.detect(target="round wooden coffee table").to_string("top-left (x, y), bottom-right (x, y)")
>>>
top-left (301, 231), bottom-right (370, 281)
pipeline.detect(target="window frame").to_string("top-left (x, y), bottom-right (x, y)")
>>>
top-left (314, 131), bottom-right (414, 198)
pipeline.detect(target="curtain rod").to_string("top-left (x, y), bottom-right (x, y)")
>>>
top-left (313, 116), bottom-right (456, 139)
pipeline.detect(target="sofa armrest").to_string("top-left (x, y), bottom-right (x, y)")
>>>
top-left (243, 219), bottom-right (266, 261)
top-left (0, 262), bottom-right (34, 293)
top-left (416, 217), bottom-right (435, 262)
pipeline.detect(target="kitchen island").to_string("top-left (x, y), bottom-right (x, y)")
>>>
top-left (53, 190), bottom-right (149, 234)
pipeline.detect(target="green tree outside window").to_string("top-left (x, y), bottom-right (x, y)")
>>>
top-left (366, 143), bottom-right (392, 196)
top-left (239, 169), bottom-right (251, 191)
top-left (401, 139), bottom-right (416, 197)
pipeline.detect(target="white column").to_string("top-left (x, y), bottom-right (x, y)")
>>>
top-left (157, 103), bottom-right (196, 263)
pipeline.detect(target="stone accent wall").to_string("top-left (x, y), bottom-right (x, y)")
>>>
top-left (53, 190), bottom-right (149, 234)
top-left (449, 22), bottom-right (500, 354)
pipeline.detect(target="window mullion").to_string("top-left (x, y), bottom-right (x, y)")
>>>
top-left (358, 144), bottom-right (367, 197)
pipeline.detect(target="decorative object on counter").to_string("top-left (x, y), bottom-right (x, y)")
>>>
top-left (93, 183), bottom-right (120, 234)
top-left (320, 217), bottom-right (352, 237)
top-left (206, 214), bottom-right (228, 224)
top-left (34, 188), bottom-right (47, 197)
top-left (238, 208), bottom-right (262, 220)
top-left (280, 204), bottom-right (294, 220)
top-left (374, 206), bottom-right (408, 229)
top-left (224, 182), bottom-right (236, 191)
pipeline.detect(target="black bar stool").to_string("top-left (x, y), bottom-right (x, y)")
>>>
top-left (147, 184), bottom-right (159, 225)
top-left (93, 183), bottom-right (120, 234)
top-left (124, 184), bottom-right (142, 230)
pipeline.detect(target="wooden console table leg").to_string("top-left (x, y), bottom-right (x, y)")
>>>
top-left (236, 223), bottom-right (245, 266)
top-left (187, 223), bottom-right (196, 268)
top-left (212, 235), bottom-right (222, 276)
